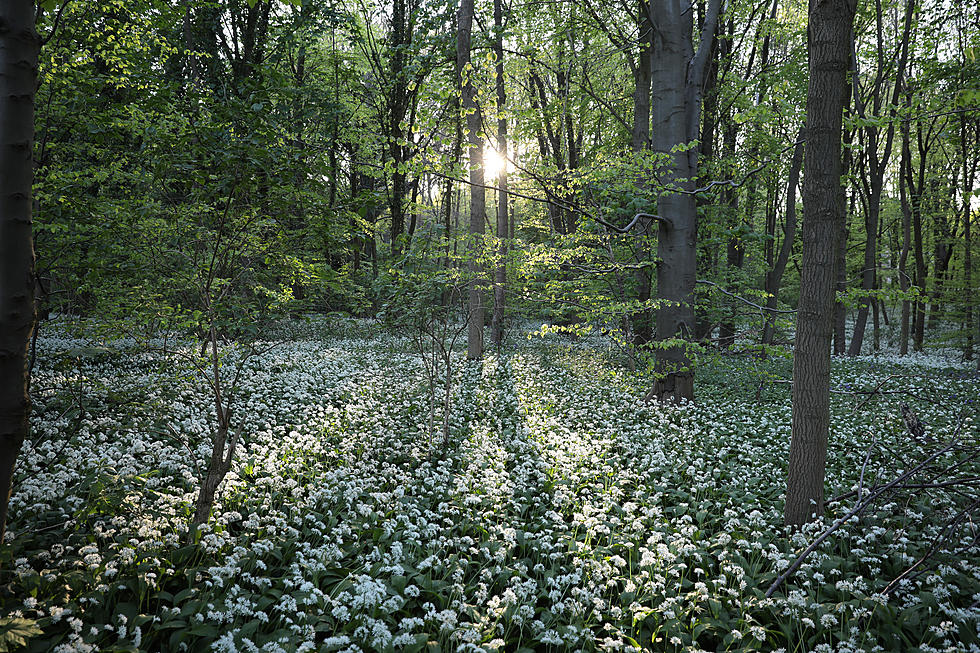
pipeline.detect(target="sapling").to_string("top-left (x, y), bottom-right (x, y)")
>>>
top-left (380, 228), bottom-right (471, 453)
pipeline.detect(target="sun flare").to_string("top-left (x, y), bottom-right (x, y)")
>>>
top-left (484, 147), bottom-right (507, 180)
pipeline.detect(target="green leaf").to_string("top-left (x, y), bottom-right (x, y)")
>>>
top-left (0, 618), bottom-right (43, 653)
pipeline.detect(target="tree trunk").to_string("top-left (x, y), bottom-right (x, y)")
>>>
top-left (388, 0), bottom-right (411, 257)
top-left (631, 0), bottom-right (654, 345)
top-left (928, 240), bottom-right (954, 329)
top-left (644, 0), bottom-right (721, 403)
top-left (490, 0), bottom-right (508, 347)
top-left (848, 0), bottom-right (913, 355)
top-left (832, 68), bottom-right (854, 356)
top-left (899, 129), bottom-right (912, 355)
top-left (458, 0), bottom-right (484, 359)
top-left (785, 0), bottom-right (855, 527)
top-left (908, 118), bottom-right (927, 351)
top-left (962, 116), bottom-right (976, 359)
top-left (0, 0), bottom-right (38, 544)
top-left (762, 130), bottom-right (805, 346)
top-left (833, 220), bottom-right (848, 354)
top-left (190, 331), bottom-right (241, 531)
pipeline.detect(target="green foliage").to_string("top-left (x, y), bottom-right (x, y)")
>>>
top-left (0, 619), bottom-right (43, 653)
top-left (10, 326), bottom-right (980, 651)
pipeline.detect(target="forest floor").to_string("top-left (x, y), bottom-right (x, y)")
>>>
top-left (4, 320), bottom-right (980, 653)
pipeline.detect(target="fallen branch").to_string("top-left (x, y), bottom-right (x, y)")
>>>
top-left (766, 421), bottom-right (964, 598)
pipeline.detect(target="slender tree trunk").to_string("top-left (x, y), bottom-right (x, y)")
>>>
top-left (899, 129), bottom-right (912, 354)
top-left (762, 130), bottom-right (805, 346)
top-left (848, 0), bottom-right (913, 355)
top-left (0, 0), bottom-right (38, 544)
top-left (785, 0), bottom-right (855, 527)
top-left (458, 0), bottom-right (484, 359)
top-left (962, 116), bottom-right (975, 359)
top-left (908, 119), bottom-right (927, 351)
top-left (632, 0), bottom-right (654, 345)
top-left (190, 332), bottom-right (240, 531)
top-left (833, 87), bottom-right (853, 356)
top-left (490, 0), bottom-right (508, 347)
top-left (833, 220), bottom-right (848, 354)
top-left (928, 240), bottom-right (953, 329)
top-left (388, 0), bottom-right (410, 257)
top-left (694, 23), bottom-right (721, 344)
top-left (443, 97), bottom-right (463, 270)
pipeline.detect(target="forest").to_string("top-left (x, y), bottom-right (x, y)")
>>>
top-left (1, 0), bottom-right (979, 650)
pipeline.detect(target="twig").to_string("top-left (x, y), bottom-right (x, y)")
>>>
top-left (695, 279), bottom-right (797, 315)
top-left (766, 422), bottom-right (964, 598)
top-left (882, 497), bottom-right (980, 596)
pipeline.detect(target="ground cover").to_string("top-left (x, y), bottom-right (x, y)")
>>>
top-left (3, 322), bottom-right (979, 652)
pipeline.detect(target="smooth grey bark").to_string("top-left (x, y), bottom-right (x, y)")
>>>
top-left (785, 0), bottom-right (856, 527)
top-left (644, 0), bottom-right (721, 403)
top-left (0, 0), bottom-right (39, 544)
top-left (490, 0), bottom-right (508, 346)
top-left (457, 0), bottom-right (485, 359)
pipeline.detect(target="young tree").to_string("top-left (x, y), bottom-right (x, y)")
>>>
top-left (785, 0), bottom-right (857, 526)
top-left (0, 0), bottom-right (39, 544)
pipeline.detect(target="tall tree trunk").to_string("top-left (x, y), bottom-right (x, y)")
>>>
top-left (762, 130), bottom-right (805, 346)
top-left (899, 123), bottom-right (912, 355)
top-left (717, 121), bottom-right (739, 348)
top-left (388, 0), bottom-right (410, 257)
top-left (631, 0), bottom-right (654, 345)
top-left (962, 116), bottom-right (976, 359)
top-left (785, 0), bottom-right (855, 527)
top-left (833, 220), bottom-right (848, 354)
top-left (443, 96), bottom-right (463, 269)
top-left (645, 0), bottom-right (721, 403)
top-left (908, 117), bottom-right (927, 351)
top-left (0, 0), bottom-right (39, 544)
top-left (928, 239), bottom-right (954, 329)
top-left (490, 0), bottom-right (508, 346)
top-left (458, 0), bottom-right (485, 359)
top-left (832, 122), bottom-right (852, 356)
top-left (847, 0), bottom-right (913, 355)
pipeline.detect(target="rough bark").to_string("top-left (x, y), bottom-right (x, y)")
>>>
top-left (0, 0), bottom-right (38, 545)
top-left (785, 0), bottom-right (855, 527)
top-left (458, 0), bottom-right (484, 359)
